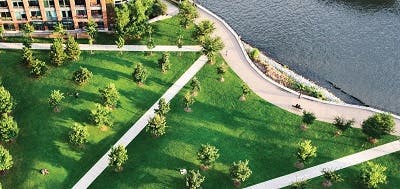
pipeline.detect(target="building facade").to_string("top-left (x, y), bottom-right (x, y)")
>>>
top-left (0, 0), bottom-right (108, 31)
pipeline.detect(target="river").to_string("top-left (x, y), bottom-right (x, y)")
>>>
top-left (197, 0), bottom-right (400, 115)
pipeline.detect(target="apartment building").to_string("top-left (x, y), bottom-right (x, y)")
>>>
top-left (0, 0), bottom-right (108, 31)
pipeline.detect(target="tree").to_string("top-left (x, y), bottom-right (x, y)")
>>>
top-left (22, 23), bottom-right (34, 39)
top-left (108, 145), bottom-right (128, 172)
top-left (158, 52), bottom-right (171, 73)
top-left (197, 144), bottom-right (219, 169)
top-left (176, 28), bottom-right (184, 56)
top-left (99, 83), bottom-right (120, 108)
top-left (90, 103), bottom-right (113, 127)
top-left (183, 91), bottom-right (195, 112)
top-left (22, 46), bottom-right (34, 67)
top-left (86, 19), bottom-right (98, 54)
top-left (30, 59), bottom-right (48, 77)
top-left (202, 36), bottom-right (224, 64)
top-left (132, 63), bottom-right (148, 85)
top-left (230, 160), bottom-right (252, 186)
top-left (190, 77), bottom-right (201, 96)
top-left (360, 161), bottom-right (387, 189)
top-left (50, 38), bottom-right (66, 66)
top-left (302, 111), bottom-right (316, 126)
top-left (146, 33), bottom-right (155, 55)
top-left (193, 20), bottom-right (216, 44)
top-left (72, 67), bottom-right (93, 85)
top-left (22, 37), bottom-right (33, 49)
top-left (217, 63), bottom-right (228, 82)
top-left (185, 170), bottom-right (205, 189)
top-left (240, 84), bottom-right (250, 101)
top-left (178, 0), bottom-right (198, 28)
top-left (68, 123), bottom-right (89, 147)
top-left (48, 90), bottom-right (65, 112)
top-left (154, 98), bottom-right (170, 116)
top-left (65, 35), bottom-right (81, 61)
top-left (321, 169), bottom-right (343, 187)
top-left (296, 140), bottom-right (317, 169)
top-left (150, 0), bottom-right (167, 18)
top-left (0, 86), bottom-right (14, 114)
top-left (0, 113), bottom-right (19, 142)
top-left (0, 145), bottom-right (13, 172)
top-left (291, 180), bottom-right (308, 189)
top-left (0, 25), bottom-right (4, 39)
top-left (115, 35), bottom-right (125, 55)
top-left (146, 113), bottom-right (167, 137)
top-left (114, 3), bottom-right (130, 36)
top-left (362, 113), bottom-right (395, 142)
top-left (333, 116), bottom-right (354, 136)
top-left (53, 22), bottom-right (66, 37)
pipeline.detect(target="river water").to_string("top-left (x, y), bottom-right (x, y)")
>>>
top-left (197, 0), bottom-right (400, 115)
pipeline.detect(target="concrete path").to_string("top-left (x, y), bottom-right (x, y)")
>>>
top-left (0, 42), bottom-right (201, 52)
top-left (194, 4), bottom-right (400, 135)
top-left (72, 55), bottom-right (208, 189)
top-left (148, 0), bottom-right (179, 23)
top-left (245, 140), bottom-right (400, 189)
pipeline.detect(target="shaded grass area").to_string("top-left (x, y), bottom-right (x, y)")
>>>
top-left (90, 55), bottom-right (397, 189)
top-left (0, 49), bottom-right (200, 188)
top-left (0, 17), bottom-right (197, 45)
top-left (301, 153), bottom-right (400, 189)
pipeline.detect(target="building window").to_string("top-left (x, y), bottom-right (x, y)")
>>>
top-left (32, 21), bottom-right (45, 30)
top-left (3, 23), bottom-right (15, 31)
top-left (59, 0), bottom-right (70, 7)
top-left (0, 1), bottom-right (8, 7)
top-left (75, 0), bottom-right (85, 6)
top-left (46, 21), bottom-right (57, 30)
top-left (31, 10), bottom-right (41, 19)
top-left (76, 10), bottom-right (87, 18)
top-left (61, 19), bottom-right (74, 30)
top-left (15, 11), bottom-right (27, 21)
top-left (46, 10), bottom-right (57, 20)
top-left (91, 10), bottom-right (102, 19)
top-left (12, 0), bottom-right (24, 8)
top-left (28, 0), bottom-right (39, 7)
top-left (0, 12), bottom-right (12, 21)
top-left (44, 0), bottom-right (54, 7)
top-left (62, 10), bottom-right (72, 18)
top-left (91, 0), bottom-right (100, 6)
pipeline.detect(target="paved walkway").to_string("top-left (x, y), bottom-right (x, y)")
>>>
top-left (72, 55), bottom-right (208, 189)
top-left (0, 42), bottom-right (201, 52)
top-left (245, 140), bottom-right (400, 189)
top-left (194, 4), bottom-right (400, 135)
top-left (148, 0), bottom-right (179, 23)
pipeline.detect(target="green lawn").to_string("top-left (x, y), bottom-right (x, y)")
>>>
top-left (89, 56), bottom-right (397, 189)
top-left (0, 17), bottom-right (197, 46)
top-left (0, 49), bottom-right (201, 188)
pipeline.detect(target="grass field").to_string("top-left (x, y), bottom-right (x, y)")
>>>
top-left (89, 56), bottom-right (398, 189)
top-left (0, 49), bottom-right (200, 188)
top-left (0, 17), bottom-right (198, 46)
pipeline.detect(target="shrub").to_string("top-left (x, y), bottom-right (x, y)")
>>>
top-left (241, 84), bottom-right (251, 101)
top-left (22, 47), bottom-right (34, 67)
top-left (22, 23), bottom-right (34, 39)
top-left (108, 145), bottom-right (128, 172)
top-left (65, 36), bottom-right (81, 61)
top-left (0, 113), bottom-right (19, 142)
top-left (49, 38), bottom-right (66, 66)
top-left (72, 67), bottom-right (93, 85)
top-left (185, 170), bottom-right (205, 189)
top-left (99, 83), bottom-right (120, 108)
top-left (0, 86), bottom-right (15, 114)
top-left (90, 104), bottom-right (113, 127)
top-left (250, 48), bottom-right (260, 61)
top-left (158, 52), bottom-right (171, 73)
top-left (230, 160), bottom-right (252, 184)
top-left (322, 169), bottom-right (343, 183)
top-left (150, 0), bottom-right (167, 18)
top-left (0, 145), bottom-right (13, 172)
top-left (132, 63), bottom-right (148, 84)
top-left (333, 116), bottom-right (354, 133)
top-left (0, 25), bottom-right (4, 39)
top-left (48, 90), bottom-right (64, 111)
top-left (30, 59), bottom-right (48, 77)
top-left (217, 63), bottom-right (228, 81)
top-left (190, 77), bottom-right (201, 94)
top-left (296, 140), bottom-right (317, 163)
top-left (360, 161), bottom-right (387, 189)
top-left (197, 144), bottom-right (219, 168)
top-left (68, 123), bottom-right (89, 147)
top-left (154, 98), bottom-right (170, 116)
top-left (183, 91), bottom-right (195, 111)
top-left (362, 113), bottom-right (395, 139)
top-left (302, 111), bottom-right (316, 125)
top-left (115, 35), bottom-right (125, 55)
top-left (291, 180), bottom-right (308, 189)
top-left (146, 113), bottom-right (167, 137)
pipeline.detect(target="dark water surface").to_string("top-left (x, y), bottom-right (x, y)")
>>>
top-left (197, 0), bottom-right (400, 114)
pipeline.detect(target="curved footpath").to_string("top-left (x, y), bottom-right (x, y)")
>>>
top-left (194, 4), bottom-right (400, 135)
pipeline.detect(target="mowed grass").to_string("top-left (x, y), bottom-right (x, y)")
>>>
top-left (0, 49), bottom-right (200, 188)
top-left (90, 56), bottom-right (397, 189)
top-left (1, 17), bottom-right (197, 45)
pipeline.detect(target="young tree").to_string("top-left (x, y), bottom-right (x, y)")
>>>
top-left (22, 37), bottom-right (33, 49)
top-left (176, 28), bottom-right (184, 56)
top-left (190, 77), bottom-right (201, 96)
top-left (108, 145), bottom-right (128, 172)
top-left (0, 86), bottom-right (14, 114)
top-left (333, 116), bottom-right (355, 136)
top-left (22, 46), bottom-right (34, 67)
top-left (68, 123), bottom-right (89, 147)
top-left (185, 170), bottom-right (205, 189)
top-left (53, 22), bottom-right (66, 37)
top-left (90, 103), bottom-right (113, 128)
top-left (360, 161), bottom-right (387, 189)
top-left (217, 63), bottom-right (228, 82)
top-left (178, 0), bottom-right (198, 28)
top-left (197, 144), bottom-right (219, 169)
top-left (30, 59), bottom-right (48, 77)
top-left (240, 84), bottom-right (251, 101)
top-left (0, 113), bottom-right (19, 143)
top-left (229, 160), bottom-right (252, 187)
top-left (301, 111), bottom-right (316, 130)
top-left (0, 145), bottom-right (13, 172)
top-left (321, 169), bottom-right (343, 187)
top-left (0, 25), bottom-right (4, 39)
top-left (65, 35), bottom-right (81, 61)
top-left (146, 34), bottom-right (155, 55)
top-left (114, 3), bottom-right (130, 36)
top-left (132, 63), bottom-right (148, 85)
top-left (154, 98), bottom-right (170, 116)
top-left (183, 91), bottom-right (195, 112)
top-left (202, 36), bottom-right (224, 64)
top-left (362, 113), bottom-right (395, 143)
top-left (99, 83), bottom-right (120, 108)
top-left (296, 140), bottom-right (317, 169)
top-left (72, 67), bottom-right (93, 85)
top-left (50, 38), bottom-right (66, 66)
top-left (48, 90), bottom-right (65, 112)
top-left (22, 23), bottom-right (34, 39)
top-left (193, 20), bottom-right (216, 44)
top-left (158, 52), bottom-right (171, 73)
top-left (115, 35), bottom-right (125, 55)
top-left (86, 19), bottom-right (98, 54)
top-left (146, 113), bottom-right (167, 137)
